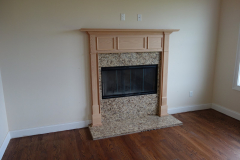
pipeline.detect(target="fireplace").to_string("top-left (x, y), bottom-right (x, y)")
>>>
top-left (102, 64), bottom-right (158, 99)
top-left (80, 28), bottom-right (179, 127)
top-left (80, 28), bottom-right (181, 140)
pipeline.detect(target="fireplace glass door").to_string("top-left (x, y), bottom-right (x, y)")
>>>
top-left (101, 65), bottom-right (158, 99)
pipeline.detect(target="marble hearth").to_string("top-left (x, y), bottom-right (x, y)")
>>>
top-left (89, 115), bottom-right (182, 140)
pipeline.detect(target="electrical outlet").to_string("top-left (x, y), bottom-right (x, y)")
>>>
top-left (189, 91), bottom-right (193, 97)
top-left (120, 13), bottom-right (125, 21)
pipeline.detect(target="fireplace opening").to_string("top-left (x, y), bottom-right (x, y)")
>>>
top-left (101, 65), bottom-right (158, 99)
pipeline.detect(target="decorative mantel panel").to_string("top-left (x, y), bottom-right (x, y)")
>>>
top-left (80, 28), bottom-right (179, 126)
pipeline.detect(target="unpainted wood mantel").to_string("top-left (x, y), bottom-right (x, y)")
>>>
top-left (80, 28), bottom-right (179, 127)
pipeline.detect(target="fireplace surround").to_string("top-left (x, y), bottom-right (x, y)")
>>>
top-left (81, 28), bottom-right (180, 127)
top-left (99, 52), bottom-right (160, 122)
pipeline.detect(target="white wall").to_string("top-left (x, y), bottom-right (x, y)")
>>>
top-left (213, 0), bottom-right (240, 113)
top-left (0, 70), bottom-right (9, 147)
top-left (0, 0), bottom-right (220, 131)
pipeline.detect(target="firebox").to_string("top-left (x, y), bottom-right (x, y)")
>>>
top-left (101, 64), bottom-right (158, 99)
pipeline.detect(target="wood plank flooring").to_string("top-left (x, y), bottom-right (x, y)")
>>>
top-left (2, 109), bottom-right (240, 160)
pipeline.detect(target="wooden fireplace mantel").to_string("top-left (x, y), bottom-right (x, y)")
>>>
top-left (80, 28), bottom-right (179, 126)
top-left (80, 28), bottom-right (179, 32)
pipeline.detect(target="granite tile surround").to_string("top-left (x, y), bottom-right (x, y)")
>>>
top-left (89, 115), bottom-right (182, 140)
top-left (98, 52), bottom-right (160, 67)
top-left (98, 52), bottom-right (160, 122)
top-left (88, 52), bottom-right (182, 140)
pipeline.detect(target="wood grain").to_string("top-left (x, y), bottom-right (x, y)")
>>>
top-left (117, 36), bottom-right (146, 50)
top-left (3, 109), bottom-right (240, 160)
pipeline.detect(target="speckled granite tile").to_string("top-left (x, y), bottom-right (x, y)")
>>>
top-left (98, 52), bottom-right (160, 122)
top-left (89, 115), bottom-right (182, 140)
top-left (98, 52), bottom-right (160, 67)
top-left (100, 94), bottom-right (159, 121)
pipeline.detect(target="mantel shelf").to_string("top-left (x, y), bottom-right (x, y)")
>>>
top-left (80, 28), bottom-right (180, 33)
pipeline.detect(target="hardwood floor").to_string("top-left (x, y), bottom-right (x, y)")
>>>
top-left (2, 109), bottom-right (240, 160)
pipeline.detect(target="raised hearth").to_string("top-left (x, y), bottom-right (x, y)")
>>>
top-left (89, 115), bottom-right (182, 140)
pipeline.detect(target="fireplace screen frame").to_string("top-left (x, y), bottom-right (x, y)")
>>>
top-left (101, 64), bottom-right (158, 99)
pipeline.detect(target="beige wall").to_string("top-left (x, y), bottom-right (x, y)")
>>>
top-left (0, 0), bottom-right (220, 131)
top-left (0, 70), bottom-right (9, 147)
top-left (213, 0), bottom-right (240, 113)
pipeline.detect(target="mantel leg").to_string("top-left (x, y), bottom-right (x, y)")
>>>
top-left (90, 53), bottom-right (102, 126)
top-left (159, 33), bottom-right (170, 116)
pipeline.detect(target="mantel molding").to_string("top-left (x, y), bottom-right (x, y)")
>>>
top-left (80, 28), bottom-right (179, 33)
top-left (81, 28), bottom-right (179, 126)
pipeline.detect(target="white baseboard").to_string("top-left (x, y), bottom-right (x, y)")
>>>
top-left (212, 103), bottom-right (240, 121)
top-left (10, 120), bottom-right (91, 139)
top-left (7, 104), bottom-right (239, 140)
top-left (0, 104), bottom-right (213, 159)
top-left (8, 103), bottom-right (214, 139)
top-left (168, 103), bottom-right (240, 121)
top-left (7, 104), bottom-right (212, 140)
top-left (7, 104), bottom-right (238, 139)
top-left (1, 103), bottom-right (238, 158)
top-left (168, 103), bottom-right (212, 114)
top-left (0, 132), bottom-right (11, 160)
